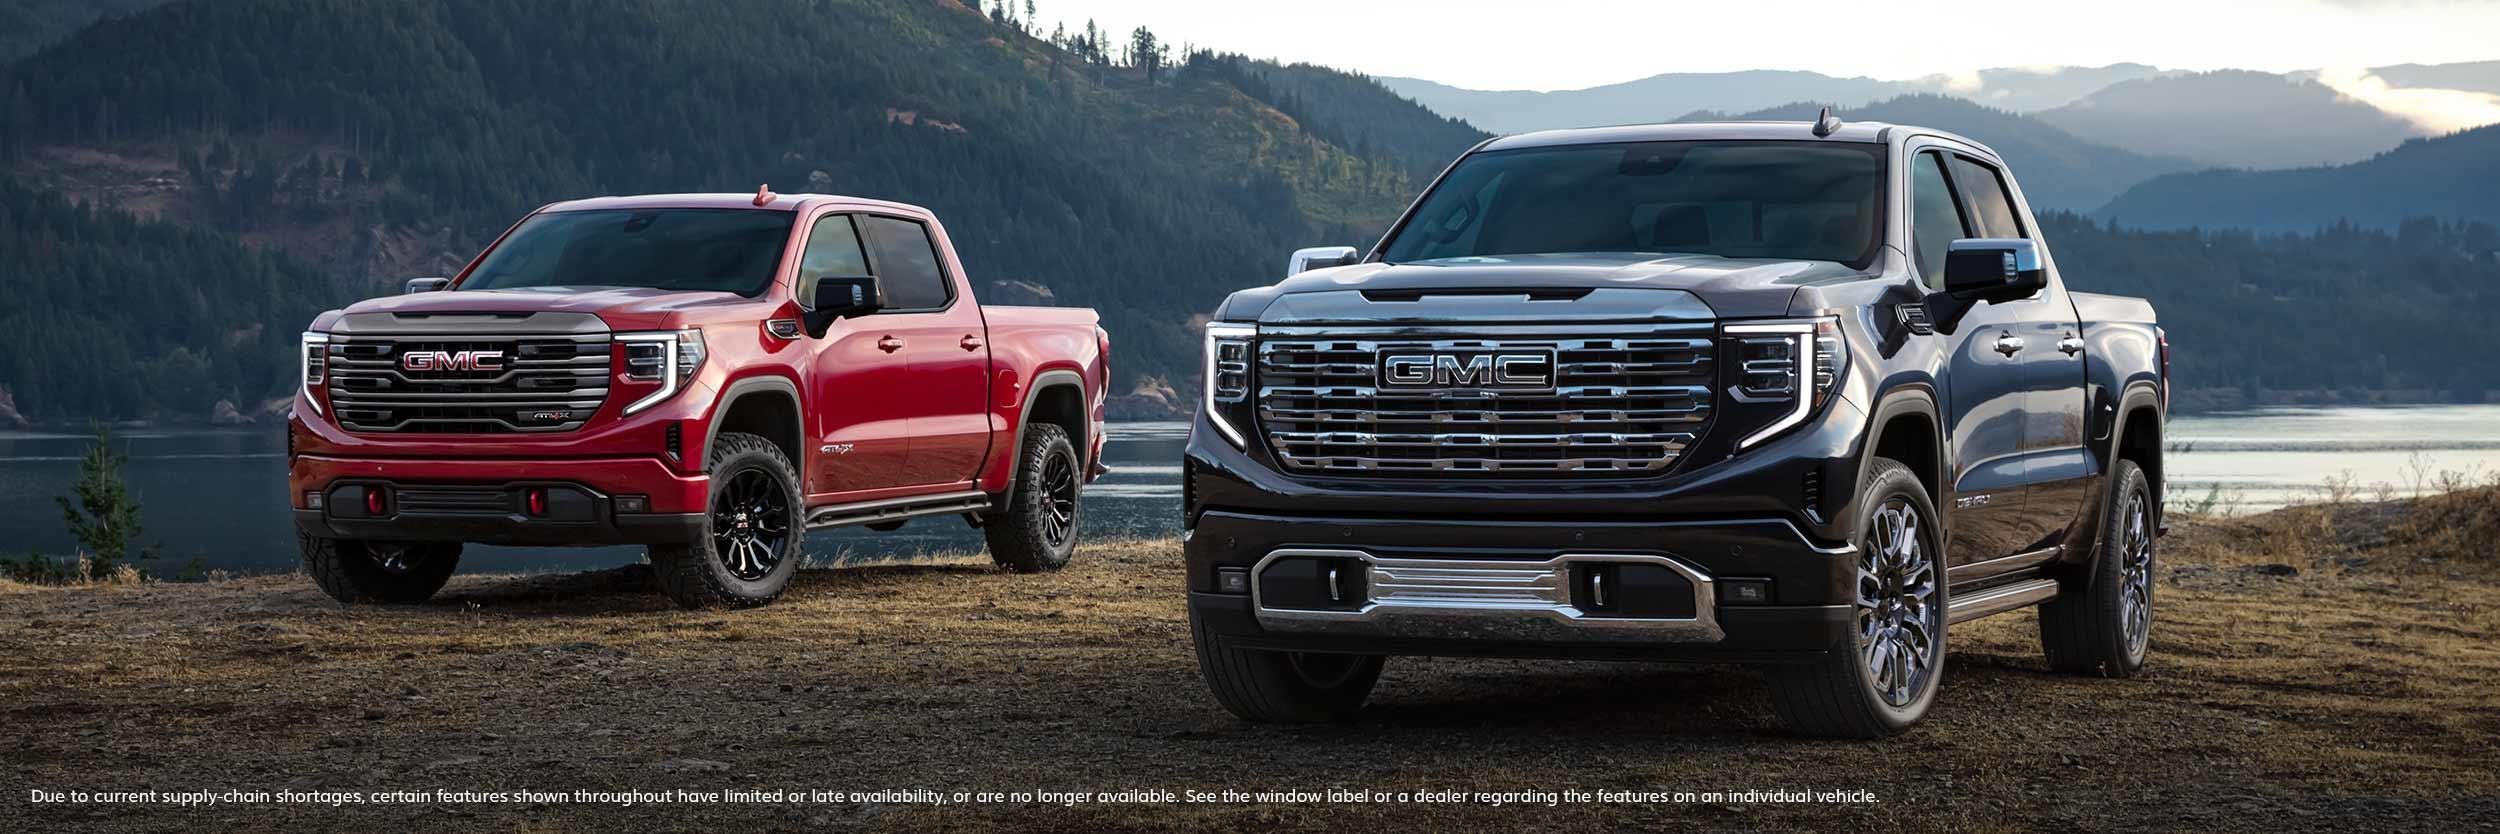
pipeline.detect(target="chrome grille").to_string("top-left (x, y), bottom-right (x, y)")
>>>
top-left (1256, 324), bottom-right (1714, 477)
top-left (326, 335), bottom-right (612, 433)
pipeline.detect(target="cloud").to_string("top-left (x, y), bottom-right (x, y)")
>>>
top-left (2315, 66), bottom-right (2500, 133)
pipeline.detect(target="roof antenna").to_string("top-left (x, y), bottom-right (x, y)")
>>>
top-left (1813, 106), bottom-right (1842, 137)
top-left (752, 183), bottom-right (776, 207)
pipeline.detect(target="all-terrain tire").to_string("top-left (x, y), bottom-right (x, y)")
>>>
top-left (1190, 607), bottom-right (1386, 723)
top-left (2040, 458), bottom-right (2155, 678)
top-left (649, 431), bottom-right (803, 610)
top-left (1769, 457), bottom-right (1948, 738)
top-left (300, 532), bottom-right (461, 604)
top-left (985, 422), bottom-right (1082, 573)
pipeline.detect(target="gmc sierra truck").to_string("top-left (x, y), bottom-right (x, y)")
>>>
top-left (290, 190), bottom-right (1108, 609)
top-left (1184, 116), bottom-right (2166, 737)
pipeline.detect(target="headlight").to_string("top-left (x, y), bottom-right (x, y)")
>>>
top-left (299, 331), bottom-right (330, 415)
top-left (618, 328), bottom-right (707, 415)
top-left (1202, 322), bottom-right (1255, 448)
top-left (1723, 317), bottom-right (1846, 449)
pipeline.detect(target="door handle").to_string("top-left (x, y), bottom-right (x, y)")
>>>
top-left (959, 334), bottom-right (984, 351)
top-left (2058, 335), bottom-right (2085, 356)
top-left (877, 336), bottom-right (904, 353)
top-left (1993, 334), bottom-right (2026, 357)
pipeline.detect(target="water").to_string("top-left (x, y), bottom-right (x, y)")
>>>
top-left (3, 407), bottom-right (2493, 575)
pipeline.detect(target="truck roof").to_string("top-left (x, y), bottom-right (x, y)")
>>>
top-left (536, 192), bottom-right (931, 215)
top-left (1484, 120), bottom-right (1991, 157)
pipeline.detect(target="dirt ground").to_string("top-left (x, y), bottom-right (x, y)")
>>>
top-left (7, 495), bottom-right (2500, 832)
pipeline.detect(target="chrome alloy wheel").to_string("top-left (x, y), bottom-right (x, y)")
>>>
top-left (1040, 448), bottom-right (1078, 549)
top-left (711, 468), bottom-right (792, 582)
top-left (1857, 497), bottom-right (1941, 708)
top-left (2118, 489), bottom-right (2155, 657)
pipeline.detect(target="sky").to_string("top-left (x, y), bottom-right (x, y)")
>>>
top-left (1019, 0), bottom-right (2500, 92)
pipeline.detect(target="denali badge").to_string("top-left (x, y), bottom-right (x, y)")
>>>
top-left (401, 349), bottom-right (506, 372)
top-left (1380, 351), bottom-right (1554, 391)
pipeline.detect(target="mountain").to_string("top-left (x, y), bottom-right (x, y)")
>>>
top-left (1680, 95), bottom-right (2197, 211)
top-left (1902, 63), bottom-right (2172, 112)
top-left (0, 0), bottom-right (170, 60)
top-left (0, 0), bottom-right (1462, 421)
top-left (2369, 60), bottom-right (2500, 96)
top-left (2037, 70), bottom-right (2418, 169)
top-left (2093, 123), bottom-right (2500, 233)
top-left (1382, 70), bottom-right (1913, 134)
top-left (1185, 55), bottom-right (1490, 180)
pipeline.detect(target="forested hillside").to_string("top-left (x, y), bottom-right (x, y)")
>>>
top-left (1682, 95), bottom-right (2196, 211)
top-left (2093, 124), bottom-right (2500, 233)
top-left (0, 0), bottom-right (1464, 421)
top-left (0, 0), bottom-right (168, 60)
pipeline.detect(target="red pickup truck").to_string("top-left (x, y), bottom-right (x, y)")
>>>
top-left (288, 190), bottom-right (1108, 609)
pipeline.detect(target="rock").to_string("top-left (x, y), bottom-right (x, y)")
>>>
top-left (0, 385), bottom-right (25, 429)
top-left (1105, 376), bottom-right (1187, 420)
top-left (209, 400), bottom-right (249, 425)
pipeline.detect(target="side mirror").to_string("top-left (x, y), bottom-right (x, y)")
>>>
top-left (405, 277), bottom-right (451, 294)
top-left (1285, 246), bottom-right (1358, 278)
top-left (1943, 238), bottom-right (2045, 302)
top-left (804, 276), bottom-right (883, 337)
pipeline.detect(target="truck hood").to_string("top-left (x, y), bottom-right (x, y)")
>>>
top-left (319, 286), bottom-right (756, 330)
top-left (1219, 253), bottom-right (1869, 323)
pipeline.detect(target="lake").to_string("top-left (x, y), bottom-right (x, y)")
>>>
top-left (3, 406), bottom-right (2494, 576)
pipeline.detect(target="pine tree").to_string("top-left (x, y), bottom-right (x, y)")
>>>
top-left (54, 423), bottom-right (148, 576)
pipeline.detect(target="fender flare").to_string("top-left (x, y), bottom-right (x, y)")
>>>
top-left (2068, 380), bottom-right (2165, 567)
top-left (704, 375), bottom-right (804, 471)
top-left (1849, 384), bottom-right (1946, 540)
top-left (1002, 369), bottom-right (1088, 500)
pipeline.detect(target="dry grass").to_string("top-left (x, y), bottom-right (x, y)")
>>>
top-left (6, 499), bottom-right (2500, 832)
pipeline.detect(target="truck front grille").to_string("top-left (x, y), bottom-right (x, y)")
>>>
top-left (326, 335), bottom-right (612, 433)
top-left (1255, 324), bottom-right (1715, 477)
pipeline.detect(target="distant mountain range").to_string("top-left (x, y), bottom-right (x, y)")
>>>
top-left (2096, 123), bottom-right (2500, 233)
top-left (2035, 70), bottom-right (2419, 169)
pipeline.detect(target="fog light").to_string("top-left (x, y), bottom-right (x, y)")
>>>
top-left (525, 487), bottom-right (549, 517)
top-left (1720, 578), bottom-right (1773, 605)
top-left (363, 486), bottom-right (386, 516)
top-left (615, 494), bottom-right (650, 514)
top-left (1215, 567), bottom-right (1250, 595)
top-left (305, 491), bottom-right (324, 510)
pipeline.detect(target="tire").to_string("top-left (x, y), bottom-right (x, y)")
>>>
top-left (1770, 457), bottom-right (1947, 738)
top-left (2040, 458), bottom-right (2155, 678)
top-left (650, 431), bottom-right (802, 610)
top-left (984, 422), bottom-right (1082, 573)
top-left (300, 532), bottom-right (460, 604)
top-left (1190, 607), bottom-right (1386, 723)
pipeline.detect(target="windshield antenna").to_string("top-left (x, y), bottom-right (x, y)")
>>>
top-left (752, 183), bottom-right (776, 207)
top-left (1812, 106), bottom-right (1842, 137)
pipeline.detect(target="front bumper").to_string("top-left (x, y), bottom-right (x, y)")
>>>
top-left (289, 454), bottom-right (707, 547)
top-left (1185, 509), bottom-right (1856, 663)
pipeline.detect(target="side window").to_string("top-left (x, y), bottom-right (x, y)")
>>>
top-left (795, 214), bottom-right (868, 308)
top-left (858, 216), bottom-right (953, 311)
top-left (1949, 155), bottom-right (2027, 239)
top-left (1909, 151), bottom-right (1968, 287)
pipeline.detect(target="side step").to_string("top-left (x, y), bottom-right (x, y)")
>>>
top-left (806, 490), bottom-right (991, 530)
top-left (1947, 578), bottom-right (2061, 625)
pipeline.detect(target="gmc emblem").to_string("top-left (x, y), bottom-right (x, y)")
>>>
top-left (1380, 351), bottom-right (1554, 391)
top-left (401, 349), bottom-right (506, 373)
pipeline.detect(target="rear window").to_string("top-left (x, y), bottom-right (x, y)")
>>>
top-left (461, 209), bottom-right (794, 297)
top-left (1380, 140), bottom-right (1886, 267)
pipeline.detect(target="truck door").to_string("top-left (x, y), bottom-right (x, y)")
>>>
top-left (797, 213), bottom-right (914, 498)
top-left (855, 215), bottom-right (992, 488)
top-left (1910, 149), bottom-right (2032, 567)
top-left (1946, 155), bottom-right (2094, 551)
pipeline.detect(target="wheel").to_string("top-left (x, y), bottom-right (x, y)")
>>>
top-left (1189, 607), bottom-right (1385, 723)
top-left (300, 532), bottom-right (460, 604)
top-left (984, 422), bottom-right (1082, 573)
top-left (650, 431), bottom-right (801, 610)
top-left (2040, 458), bottom-right (2155, 677)
top-left (1770, 457), bottom-right (1946, 738)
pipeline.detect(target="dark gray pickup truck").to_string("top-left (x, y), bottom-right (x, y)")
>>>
top-left (1183, 115), bottom-right (2167, 737)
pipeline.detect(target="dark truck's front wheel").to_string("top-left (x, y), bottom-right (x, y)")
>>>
top-left (300, 532), bottom-right (461, 604)
top-left (650, 431), bottom-right (802, 609)
top-left (1190, 608), bottom-right (1386, 723)
top-left (1770, 458), bottom-right (1947, 738)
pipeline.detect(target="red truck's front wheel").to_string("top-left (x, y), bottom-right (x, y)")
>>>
top-left (298, 532), bottom-right (461, 605)
top-left (650, 431), bottom-right (802, 609)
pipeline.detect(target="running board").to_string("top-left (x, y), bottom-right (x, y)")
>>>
top-left (1947, 578), bottom-right (2061, 625)
top-left (806, 490), bottom-right (991, 530)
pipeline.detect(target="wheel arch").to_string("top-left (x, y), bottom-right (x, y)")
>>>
top-left (1005, 369), bottom-right (1088, 502)
top-left (706, 375), bottom-right (805, 473)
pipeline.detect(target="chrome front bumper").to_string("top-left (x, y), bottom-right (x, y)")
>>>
top-left (1250, 548), bottom-right (1724, 643)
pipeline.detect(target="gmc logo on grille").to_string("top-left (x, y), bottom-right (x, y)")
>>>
top-left (1380, 351), bottom-right (1554, 391)
top-left (401, 350), bottom-right (506, 373)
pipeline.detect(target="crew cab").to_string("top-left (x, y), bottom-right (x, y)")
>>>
top-left (290, 190), bottom-right (1108, 609)
top-left (1184, 116), bottom-right (2166, 737)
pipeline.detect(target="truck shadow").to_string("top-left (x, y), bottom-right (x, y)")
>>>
top-left (431, 562), bottom-right (998, 615)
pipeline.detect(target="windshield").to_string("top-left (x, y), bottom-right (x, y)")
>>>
top-left (460, 209), bottom-right (794, 296)
top-left (1379, 140), bottom-right (1886, 267)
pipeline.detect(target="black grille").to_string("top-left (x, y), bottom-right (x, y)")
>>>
top-left (326, 335), bottom-right (612, 433)
top-left (1255, 324), bottom-right (1715, 477)
top-left (395, 485), bottom-right (517, 515)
